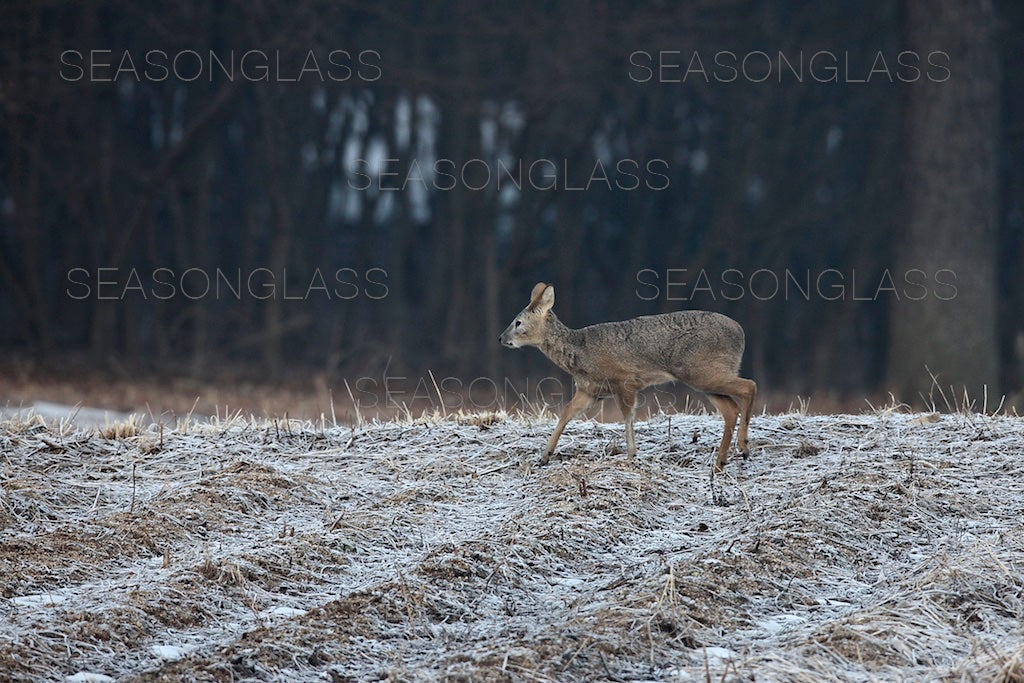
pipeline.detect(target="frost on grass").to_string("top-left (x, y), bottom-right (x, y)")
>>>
top-left (0, 409), bottom-right (1023, 681)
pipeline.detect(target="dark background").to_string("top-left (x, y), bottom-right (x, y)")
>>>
top-left (1, 0), bottom-right (1021, 412)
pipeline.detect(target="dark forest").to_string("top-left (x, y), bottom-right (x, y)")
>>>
top-left (2, 0), bottom-right (1022, 411)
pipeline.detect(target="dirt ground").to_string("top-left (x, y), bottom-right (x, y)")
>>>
top-left (1, 407), bottom-right (1023, 682)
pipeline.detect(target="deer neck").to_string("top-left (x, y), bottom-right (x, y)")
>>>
top-left (538, 314), bottom-right (585, 375)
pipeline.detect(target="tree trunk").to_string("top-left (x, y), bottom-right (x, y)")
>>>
top-left (888, 0), bottom-right (1000, 405)
top-left (258, 92), bottom-right (293, 380)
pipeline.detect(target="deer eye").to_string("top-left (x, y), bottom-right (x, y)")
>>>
top-left (515, 320), bottom-right (522, 328)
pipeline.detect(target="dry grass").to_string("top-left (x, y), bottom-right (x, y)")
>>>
top-left (0, 408), bottom-right (1022, 681)
top-left (5, 356), bottom-right (977, 427)
top-left (97, 413), bottom-right (147, 440)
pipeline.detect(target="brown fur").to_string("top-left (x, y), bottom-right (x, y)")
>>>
top-left (500, 282), bottom-right (756, 470)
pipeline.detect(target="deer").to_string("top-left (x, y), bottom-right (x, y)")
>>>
top-left (499, 282), bottom-right (756, 471)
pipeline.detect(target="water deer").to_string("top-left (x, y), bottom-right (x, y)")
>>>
top-left (499, 283), bottom-right (756, 471)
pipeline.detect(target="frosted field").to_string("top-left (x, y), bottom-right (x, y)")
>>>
top-left (1, 409), bottom-right (1022, 681)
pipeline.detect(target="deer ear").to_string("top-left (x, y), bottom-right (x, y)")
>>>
top-left (529, 282), bottom-right (548, 306)
top-left (536, 285), bottom-right (554, 314)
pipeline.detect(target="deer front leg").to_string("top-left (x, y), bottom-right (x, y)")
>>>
top-left (540, 389), bottom-right (595, 465)
top-left (614, 388), bottom-right (638, 458)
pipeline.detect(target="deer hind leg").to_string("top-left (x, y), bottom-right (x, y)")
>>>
top-left (706, 393), bottom-right (740, 471)
top-left (734, 378), bottom-right (756, 456)
top-left (613, 388), bottom-right (638, 457)
top-left (700, 375), bottom-right (756, 456)
top-left (541, 389), bottom-right (595, 465)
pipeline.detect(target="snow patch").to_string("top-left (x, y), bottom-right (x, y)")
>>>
top-left (10, 593), bottom-right (65, 607)
top-left (65, 674), bottom-right (115, 683)
top-left (150, 645), bottom-right (189, 661)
